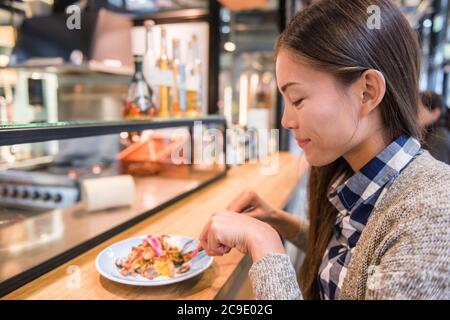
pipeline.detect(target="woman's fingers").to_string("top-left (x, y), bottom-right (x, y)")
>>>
top-left (242, 207), bottom-right (263, 219)
top-left (199, 213), bottom-right (225, 256)
top-left (198, 209), bottom-right (283, 262)
top-left (200, 212), bottom-right (233, 256)
top-left (207, 226), bottom-right (225, 256)
top-left (199, 218), bottom-right (212, 254)
top-left (226, 190), bottom-right (259, 213)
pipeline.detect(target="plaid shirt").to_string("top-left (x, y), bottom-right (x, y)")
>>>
top-left (318, 135), bottom-right (422, 300)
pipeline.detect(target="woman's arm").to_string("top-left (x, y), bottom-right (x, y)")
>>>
top-left (248, 253), bottom-right (304, 300)
top-left (226, 190), bottom-right (310, 251)
top-left (270, 210), bottom-right (309, 252)
top-left (198, 210), bottom-right (304, 300)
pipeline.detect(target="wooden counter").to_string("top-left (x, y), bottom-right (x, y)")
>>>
top-left (3, 152), bottom-right (308, 300)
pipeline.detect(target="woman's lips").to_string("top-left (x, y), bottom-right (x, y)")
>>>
top-left (295, 138), bottom-right (311, 148)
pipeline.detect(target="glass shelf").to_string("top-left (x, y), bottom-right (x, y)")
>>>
top-left (2, 62), bottom-right (134, 77)
top-left (0, 115), bottom-right (227, 146)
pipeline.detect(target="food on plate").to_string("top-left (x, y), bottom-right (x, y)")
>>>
top-left (115, 235), bottom-right (200, 279)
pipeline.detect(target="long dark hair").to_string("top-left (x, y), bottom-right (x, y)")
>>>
top-left (276, 0), bottom-right (422, 299)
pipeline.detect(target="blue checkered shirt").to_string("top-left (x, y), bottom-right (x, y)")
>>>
top-left (318, 135), bottom-right (423, 300)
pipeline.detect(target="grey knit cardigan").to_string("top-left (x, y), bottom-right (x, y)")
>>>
top-left (248, 151), bottom-right (450, 300)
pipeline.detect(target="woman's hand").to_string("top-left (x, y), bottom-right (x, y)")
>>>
top-left (227, 190), bottom-right (301, 240)
top-left (226, 189), bottom-right (278, 222)
top-left (199, 210), bottom-right (285, 262)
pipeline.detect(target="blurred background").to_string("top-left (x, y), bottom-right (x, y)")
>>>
top-left (0, 0), bottom-right (448, 149)
top-left (0, 0), bottom-right (448, 292)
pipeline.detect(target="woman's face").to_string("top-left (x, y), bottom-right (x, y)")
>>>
top-left (277, 48), bottom-right (367, 167)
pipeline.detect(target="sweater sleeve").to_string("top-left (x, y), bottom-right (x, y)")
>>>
top-left (365, 209), bottom-right (450, 300)
top-left (248, 253), bottom-right (304, 300)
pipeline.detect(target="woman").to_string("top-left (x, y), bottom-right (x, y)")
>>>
top-left (199, 0), bottom-right (450, 300)
top-left (418, 91), bottom-right (450, 164)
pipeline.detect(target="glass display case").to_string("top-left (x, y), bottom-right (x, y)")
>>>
top-left (0, 116), bottom-right (227, 296)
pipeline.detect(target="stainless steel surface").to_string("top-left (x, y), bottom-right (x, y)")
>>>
top-left (0, 182), bottom-right (78, 210)
top-left (0, 161), bottom-right (118, 210)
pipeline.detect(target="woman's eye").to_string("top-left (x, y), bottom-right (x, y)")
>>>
top-left (292, 98), bottom-right (304, 107)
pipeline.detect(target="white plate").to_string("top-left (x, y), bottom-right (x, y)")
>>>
top-left (95, 235), bottom-right (212, 286)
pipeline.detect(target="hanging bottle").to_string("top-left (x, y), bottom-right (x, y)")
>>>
top-left (157, 27), bottom-right (172, 117)
top-left (123, 55), bottom-right (157, 119)
top-left (191, 34), bottom-right (203, 115)
top-left (123, 26), bottom-right (157, 119)
top-left (172, 38), bottom-right (187, 116)
top-left (143, 20), bottom-right (160, 113)
top-left (186, 38), bottom-right (199, 116)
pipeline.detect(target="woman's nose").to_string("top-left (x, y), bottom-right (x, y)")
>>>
top-left (281, 106), bottom-right (298, 130)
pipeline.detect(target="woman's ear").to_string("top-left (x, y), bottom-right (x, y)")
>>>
top-left (359, 69), bottom-right (386, 117)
